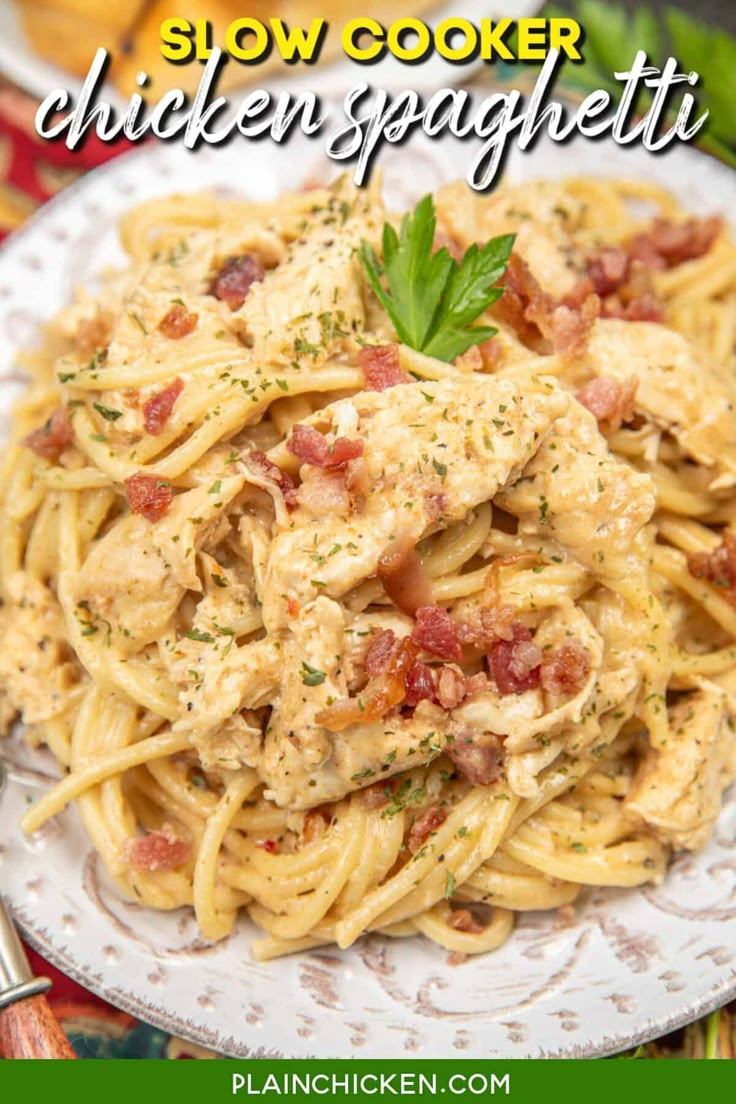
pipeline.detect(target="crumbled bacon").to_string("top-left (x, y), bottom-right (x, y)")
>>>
top-left (576, 376), bottom-right (637, 430)
top-left (487, 623), bottom-right (542, 694)
top-left (247, 450), bottom-right (298, 509)
top-left (432, 228), bottom-right (464, 262)
top-left (463, 672), bottom-right (489, 698)
top-left (359, 344), bottom-right (409, 391)
top-left (497, 253), bottom-right (599, 355)
top-left (378, 535), bottom-right (432, 617)
top-left (688, 530), bottom-right (736, 606)
top-left (448, 908), bottom-right (485, 934)
top-left (125, 472), bottom-right (173, 522)
top-left (601, 292), bottom-right (665, 323)
top-left (454, 345), bottom-right (483, 372)
top-left (586, 247), bottom-right (629, 296)
top-left (297, 469), bottom-right (351, 515)
top-left (436, 665), bottom-right (467, 710)
top-left (478, 337), bottom-right (502, 370)
top-left (158, 304), bottom-right (198, 340)
top-left (412, 606), bottom-right (462, 661)
top-left (457, 604), bottom-right (516, 649)
top-left (542, 296), bottom-right (600, 357)
top-left (302, 806), bottom-right (332, 844)
top-left (257, 839), bottom-right (279, 854)
top-left (628, 216), bottom-right (721, 271)
top-left (362, 780), bottom-right (395, 809)
top-left (287, 424), bottom-right (364, 470)
top-left (209, 253), bottom-right (265, 309)
top-left (287, 597), bottom-right (300, 618)
top-left (445, 734), bottom-right (504, 786)
top-left (407, 804), bottom-right (447, 853)
top-left (364, 629), bottom-right (398, 678)
top-left (24, 408), bottom-right (73, 460)
top-left (404, 660), bottom-right (436, 707)
top-left (123, 825), bottom-right (190, 871)
top-left (143, 377), bottom-right (184, 435)
top-left (541, 642), bottom-right (592, 697)
top-left (316, 637), bottom-right (419, 731)
top-left (344, 456), bottom-right (370, 497)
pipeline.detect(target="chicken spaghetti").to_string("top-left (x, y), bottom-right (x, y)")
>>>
top-left (2, 172), bottom-right (736, 961)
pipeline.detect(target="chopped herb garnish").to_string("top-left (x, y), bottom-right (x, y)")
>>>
top-left (93, 402), bottom-right (122, 422)
top-left (301, 661), bottom-right (327, 687)
top-left (358, 195), bottom-right (514, 362)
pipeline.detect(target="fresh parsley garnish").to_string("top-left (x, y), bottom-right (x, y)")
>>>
top-left (444, 870), bottom-right (456, 899)
top-left (93, 403), bottom-right (122, 422)
top-left (186, 629), bottom-right (215, 644)
top-left (358, 195), bottom-right (514, 363)
top-left (301, 662), bottom-right (327, 687)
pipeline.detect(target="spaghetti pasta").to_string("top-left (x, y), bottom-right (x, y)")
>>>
top-left (2, 172), bottom-right (736, 961)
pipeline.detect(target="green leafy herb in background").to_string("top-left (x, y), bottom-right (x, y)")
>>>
top-left (539, 1), bottom-right (736, 167)
top-left (358, 195), bottom-right (515, 363)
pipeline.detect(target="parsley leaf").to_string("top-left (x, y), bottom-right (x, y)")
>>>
top-left (444, 870), bottom-right (456, 899)
top-left (93, 402), bottom-right (122, 422)
top-left (301, 661), bottom-right (327, 687)
top-left (358, 195), bottom-right (514, 363)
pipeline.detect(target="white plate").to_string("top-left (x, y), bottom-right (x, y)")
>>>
top-left (0, 1), bottom-right (540, 106)
top-left (0, 133), bottom-right (735, 1059)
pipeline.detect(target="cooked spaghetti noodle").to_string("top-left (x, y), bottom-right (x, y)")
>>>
top-left (2, 173), bottom-right (736, 961)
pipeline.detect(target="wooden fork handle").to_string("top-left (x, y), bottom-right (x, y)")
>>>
top-left (0, 991), bottom-right (76, 1059)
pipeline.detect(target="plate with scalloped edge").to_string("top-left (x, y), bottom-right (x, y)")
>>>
top-left (0, 129), bottom-right (735, 1060)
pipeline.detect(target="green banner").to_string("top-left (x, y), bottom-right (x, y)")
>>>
top-left (0, 1057), bottom-right (733, 1100)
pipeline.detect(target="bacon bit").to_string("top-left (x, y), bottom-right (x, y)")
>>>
top-left (209, 253), bottom-right (264, 309)
top-left (688, 530), bottom-right (736, 606)
top-left (436, 665), bottom-right (467, 710)
top-left (143, 377), bottom-right (184, 435)
top-left (378, 535), bottom-right (433, 617)
top-left (541, 642), bottom-right (592, 697)
top-left (454, 345), bottom-right (483, 372)
top-left (448, 908), bottom-right (485, 934)
top-left (463, 672), bottom-right (490, 699)
top-left (362, 780), bottom-right (395, 809)
top-left (404, 660), bottom-right (436, 707)
top-left (412, 606), bottom-right (462, 661)
top-left (448, 951), bottom-right (468, 966)
top-left (287, 424), bottom-right (364, 470)
top-left (487, 623), bottom-right (542, 694)
top-left (248, 450), bottom-right (298, 509)
top-left (297, 469), bottom-right (351, 515)
top-left (587, 247), bottom-right (629, 296)
top-left (122, 388), bottom-right (140, 409)
top-left (158, 304), bottom-right (198, 340)
top-left (345, 456), bottom-right (370, 498)
top-left (257, 839), bottom-right (278, 854)
top-left (601, 292), bottom-right (665, 323)
top-left (76, 309), bottom-right (113, 358)
top-left (302, 807), bottom-right (332, 844)
top-left (628, 216), bottom-right (722, 271)
top-left (316, 637), bottom-right (419, 731)
top-left (125, 472), bottom-right (173, 522)
top-left (123, 825), bottom-right (190, 871)
top-left (542, 296), bottom-right (600, 357)
top-left (457, 604), bottom-right (516, 649)
top-left (576, 375), bottom-right (638, 431)
top-left (359, 344), bottom-right (409, 391)
top-left (364, 629), bottom-right (398, 678)
top-left (478, 337), bottom-right (503, 371)
top-left (24, 408), bottom-right (73, 460)
top-left (407, 804), bottom-right (447, 853)
top-left (556, 903), bottom-right (577, 928)
top-left (432, 228), bottom-right (464, 262)
top-left (497, 253), bottom-right (599, 355)
top-left (286, 596), bottom-right (300, 618)
top-left (445, 734), bottom-right (504, 786)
